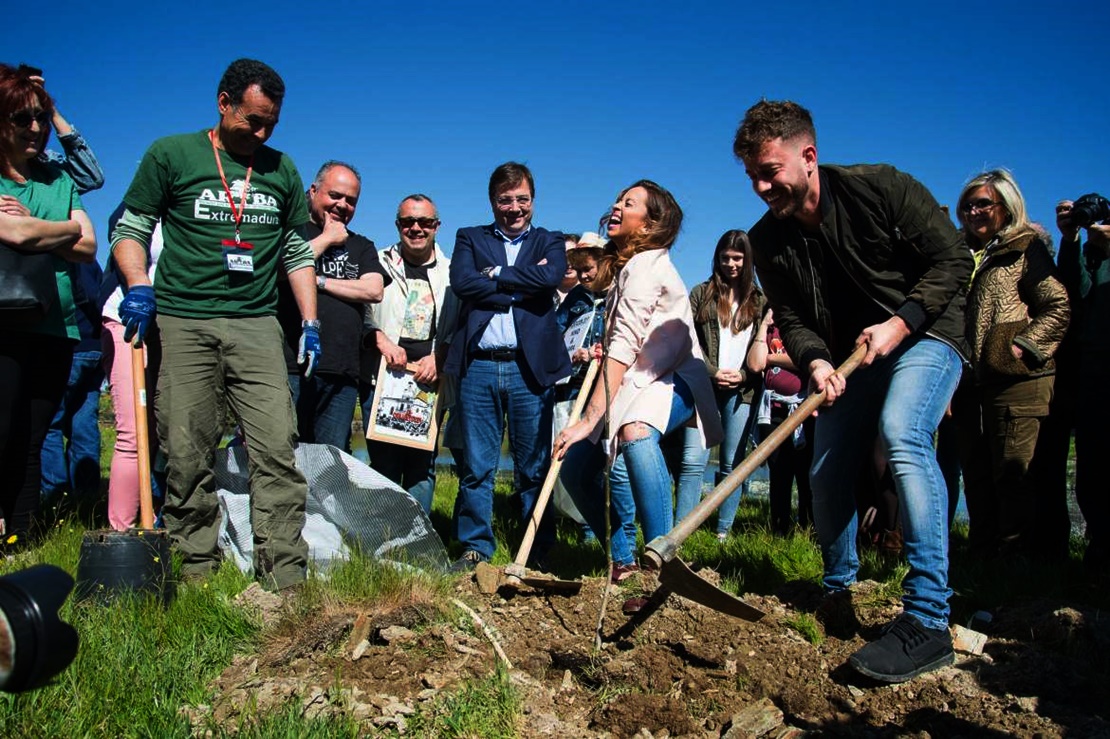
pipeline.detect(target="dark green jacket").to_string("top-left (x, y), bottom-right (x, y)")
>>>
top-left (1058, 231), bottom-right (1110, 371)
top-left (748, 164), bottom-right (973, 371)
top-left (688, 281), bottom-right (765, 401)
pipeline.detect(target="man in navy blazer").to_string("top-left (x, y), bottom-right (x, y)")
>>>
top-left (445, 162), bottom-right (572, 571)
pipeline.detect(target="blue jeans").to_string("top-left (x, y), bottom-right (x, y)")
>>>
top-left (41, 350), bottom-right (104, 501)
top-left (453, 358), bottom-right (554, 561)
top-left (712, 389), bottom-right (757, 534)
top-left (810, 337), bottom-right (960, 631)
top-left (672, 388), bottom-right (756, 533)
top-left (671, 427), bottom-right (708, 525)
top-left (289, 373), bottom-right (358, 452)
top-left (561, 442), bottom-right (640, 565)
top-left (562, 375), bottom-right (695, 565)
top-left (367, 439), bottom-right (436, 514)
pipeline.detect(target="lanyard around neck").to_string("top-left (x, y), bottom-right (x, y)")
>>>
top-left (209, 129), bottom-right (254, 244)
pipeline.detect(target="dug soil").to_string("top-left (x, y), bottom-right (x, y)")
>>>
top-left (197, 568), bottom-right (1110, 737)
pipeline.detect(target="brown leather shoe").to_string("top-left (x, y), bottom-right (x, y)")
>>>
top-left (610, 562), bottom-right (640, 584)
top-left (622, 596), bottom-right (649, 614)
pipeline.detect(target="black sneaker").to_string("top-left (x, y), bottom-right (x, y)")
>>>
top-left (849, 613), bottom-right (954, 683)
top-left (448, 550), bottom-right (489, 574)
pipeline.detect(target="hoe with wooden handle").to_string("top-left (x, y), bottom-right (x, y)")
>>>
top-left (501, 359), bottom-right (600, 593)
top-left (640, 344), bottom-right (869, 621)
top-left (132, 343), bottom-right (155, 530)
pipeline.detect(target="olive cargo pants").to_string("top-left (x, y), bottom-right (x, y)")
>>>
top-left (156, 315), bottom-right (308, 589)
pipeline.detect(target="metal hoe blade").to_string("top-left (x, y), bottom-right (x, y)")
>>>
top-left (500, 562), bottom-right (583, 595)
top-left (658, 557), bottom-right (764, 621)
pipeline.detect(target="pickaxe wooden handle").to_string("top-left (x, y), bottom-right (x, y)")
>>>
top-left (132, 342), bottom-right (155, 530)
top-left (504, 358), bottom-right (599, 584)
top-left (645, 343), bottom-right (868, 569)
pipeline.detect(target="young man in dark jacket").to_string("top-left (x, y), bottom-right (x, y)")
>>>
top-left (734, 100), bottom-right (973, 683)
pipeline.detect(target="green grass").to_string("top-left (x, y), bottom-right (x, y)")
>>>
top-left (305, 545), bottom-right (453, 607)
top-left (406, 664), bottom-right (520, 738)
top-left (688, 518), bottom-right (825, 595)
top-left (785, 612), bottom-right (823, 645)
top-left (0, 549), bottom-right (257, 737)
top-left (3, 404), bottom-right (1102, 735)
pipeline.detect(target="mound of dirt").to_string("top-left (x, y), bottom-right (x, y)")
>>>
top-left (188, 570), bottom-right (1110, 737)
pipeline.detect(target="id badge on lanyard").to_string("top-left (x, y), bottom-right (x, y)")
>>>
top-left (209, 130), bottom-right (255, 274)
top-left (223, 239), bottom-right (255, 272)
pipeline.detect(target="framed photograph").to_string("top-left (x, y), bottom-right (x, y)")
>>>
top-left (366, 362), bottom-right (440, 451)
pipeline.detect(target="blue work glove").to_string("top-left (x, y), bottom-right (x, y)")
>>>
top-left (119, 285), bottom-right (156, 345)
top-left (298, 321), bottom-right (322, 379)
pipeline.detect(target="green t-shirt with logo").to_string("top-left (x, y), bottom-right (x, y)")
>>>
top-left (123, 130), bottom-right (310, 319)
top-left (0, 162), bottom-right (83, 340)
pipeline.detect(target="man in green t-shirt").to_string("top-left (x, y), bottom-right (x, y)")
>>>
top-left (110, 59), bottom-right (318, 591)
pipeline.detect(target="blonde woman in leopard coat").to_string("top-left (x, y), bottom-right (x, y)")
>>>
top-left (958, 169), bottom-right (1070, 556)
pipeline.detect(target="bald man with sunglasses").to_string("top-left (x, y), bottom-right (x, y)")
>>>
top-left (362, 194), bottom-right (459, 514)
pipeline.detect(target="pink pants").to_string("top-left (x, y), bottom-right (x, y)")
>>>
top-left (102, 319), bottom-right (158, 530)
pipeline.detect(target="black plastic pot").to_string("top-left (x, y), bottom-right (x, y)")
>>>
top-left (74, 529), bottom-right (174, 605)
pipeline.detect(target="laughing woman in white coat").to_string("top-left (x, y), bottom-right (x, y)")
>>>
top-left (554, 180), bottom-right (722, 603)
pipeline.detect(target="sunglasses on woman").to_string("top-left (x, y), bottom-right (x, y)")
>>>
top-left (10, 109), bottom-right (51, 129)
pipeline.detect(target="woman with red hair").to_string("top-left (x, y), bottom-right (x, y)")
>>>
top-left (0, 63), bottom-right (97, 550)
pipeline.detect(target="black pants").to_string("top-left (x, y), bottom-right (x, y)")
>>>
top-left (765, 411), bottom-right (815, 534)
top-left (1029, 352), bottom-right (1077, 561)
top-left (0, 331), bottom-right (73, 536)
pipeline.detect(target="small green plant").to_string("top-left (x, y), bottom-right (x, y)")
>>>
top-left (785, 613), bottom-right (824, 645)
top-left (592, 682), bottom-right (635, 712)
top-left (692, 694), bottom-right (726, 718)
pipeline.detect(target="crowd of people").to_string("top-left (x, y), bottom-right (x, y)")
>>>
top-left (1, 59), bottom-right (1107, 685)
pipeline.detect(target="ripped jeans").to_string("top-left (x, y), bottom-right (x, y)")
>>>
top-left (561, 375), bottom-right (695, 565)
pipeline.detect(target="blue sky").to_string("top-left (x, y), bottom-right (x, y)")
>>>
top-left (10, 2), bottom-right (1107, 287)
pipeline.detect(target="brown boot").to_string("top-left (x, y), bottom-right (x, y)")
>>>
top-left (879, 528), bottom-right (904, 557)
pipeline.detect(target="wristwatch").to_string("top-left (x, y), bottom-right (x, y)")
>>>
top-left (316, 275), bottom-right (327, 290)
top-left (302, 319), bottom-right (321, 329)
top-left (481, 266), bottom-right (496, 279)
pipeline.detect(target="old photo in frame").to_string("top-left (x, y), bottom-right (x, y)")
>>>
top-left (365, 362), bottom-right (440, 451)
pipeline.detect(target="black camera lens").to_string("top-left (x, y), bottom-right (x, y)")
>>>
top-left (0, 565), bottom-right (79, 693)
top-left (1070, 193), bottom-right (1110, 228)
